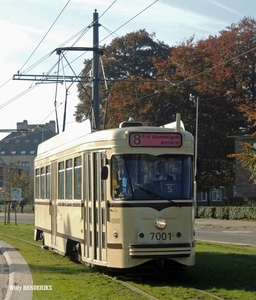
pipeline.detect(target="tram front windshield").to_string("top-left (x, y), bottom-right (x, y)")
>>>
top-left (111, 154), bottom-right (192, 200)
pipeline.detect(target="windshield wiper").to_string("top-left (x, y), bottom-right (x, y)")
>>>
top-left (134, 184), bottom-right (178, 206)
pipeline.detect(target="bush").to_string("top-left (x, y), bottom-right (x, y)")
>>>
top-left (197, 206), bottom-right (256, 220)
top-left (0, 203), bottom-right (34, 213)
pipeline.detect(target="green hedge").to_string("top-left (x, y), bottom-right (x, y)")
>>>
top-left (0, 203), bottom-right (34, 213)
top-left (197, 206), bottom-right (256, 220)
top-left (1, 202), bottom-right (256, 221)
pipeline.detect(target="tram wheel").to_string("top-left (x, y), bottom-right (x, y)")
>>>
top-left (75, 243), bottom-right (81, 262)
top-left (41, 232), bottom-right (48, 249)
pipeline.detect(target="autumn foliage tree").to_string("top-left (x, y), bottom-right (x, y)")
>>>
top-left (75, 29), bottom-right (172, 126)
top-left (75, 17), bottom-right (256, 190)
top-left (228, 104), bottom-right (256, 182)
top-left (11, 172), bottom-right (34, 203)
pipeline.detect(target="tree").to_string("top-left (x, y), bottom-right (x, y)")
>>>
top-left (162, 18), bottom-right (256, 189)
top-left (228, 103), bottom-right (256, 182)
top-left (0, 158), bottom-right (19, 202)
top-left (75, 17), bottom-right (256, 190)
top-left (11, 172), bottom-right (34, 204)
top-left (0, 158), bottom-right (34, 203)
top-left (75, 30), bottom-right (172, 127)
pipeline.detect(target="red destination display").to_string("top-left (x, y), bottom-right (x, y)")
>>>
top-left (129, 132), bottom-right (182, 147)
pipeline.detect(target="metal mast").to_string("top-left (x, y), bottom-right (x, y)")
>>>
top-left (12, 10), bottom-right (103, 131)
top-left (92, 9), bottom-right (100, 130)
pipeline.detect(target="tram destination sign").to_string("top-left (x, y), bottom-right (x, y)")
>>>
top-left (129, 132), bottom-right (182, 147)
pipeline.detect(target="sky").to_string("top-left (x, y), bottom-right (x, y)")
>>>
top-left (0, 0), bottom-right (255, 139)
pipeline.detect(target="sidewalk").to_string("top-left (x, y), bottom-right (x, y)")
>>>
top-left (195, 218), bottom-right (256, 231)
top-left (0, 240), bottom-right (33, 300)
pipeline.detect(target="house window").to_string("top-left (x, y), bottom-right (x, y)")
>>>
top-left (212, 188), bottom-right (226, 201)
top-left (198, 191), bottom-right (207, 202)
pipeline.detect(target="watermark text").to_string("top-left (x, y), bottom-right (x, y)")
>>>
top-left (9, 285), bottom-right (52, 291)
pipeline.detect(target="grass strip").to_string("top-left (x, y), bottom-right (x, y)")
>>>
top-left (1, 223), bottom-right (256, 300)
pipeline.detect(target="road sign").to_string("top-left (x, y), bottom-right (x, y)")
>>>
top-left (11, 188), bottom-right (22, 201)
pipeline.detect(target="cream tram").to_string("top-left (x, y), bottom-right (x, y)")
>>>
top-left (34, 114), bottom-right (195, 273)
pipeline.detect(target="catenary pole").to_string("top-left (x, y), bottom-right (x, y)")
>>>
top-left (92, 9), bottom-right (100, 130)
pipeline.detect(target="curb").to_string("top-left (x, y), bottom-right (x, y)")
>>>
top-left (0, 241), bottom-right (33, 300)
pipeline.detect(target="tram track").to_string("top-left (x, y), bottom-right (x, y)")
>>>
top-left (105, 273), bottom-right (226, 300)
top-left (0, 233), bottom-right (227, 300)
top-left (0, 233), bottom-right (42, 248)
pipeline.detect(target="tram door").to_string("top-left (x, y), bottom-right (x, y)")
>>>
top-left (50, 161), bottom-right (58, 246)
top-left (84, 151), bottom-right (107, 263)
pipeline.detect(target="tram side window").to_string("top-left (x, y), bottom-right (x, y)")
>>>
top-left (58, 162), bottom-right (64, 199)
top-left (74, 156), bottom-right (82, 199)
top-left (35, 169), bottom-right (40, 199)
top-left (66, 159), bottom-right (72, 199)
top-left (46, 165), bottom-right (51, 199)
top-left (41, 167), bottom-right (45, 199)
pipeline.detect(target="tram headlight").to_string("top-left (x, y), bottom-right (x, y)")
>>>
top-left (155, 217), bottom-right (167, 229)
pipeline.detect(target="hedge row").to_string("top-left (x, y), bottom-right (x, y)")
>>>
top-left (197, 206), bottom-right (256, 221)
top-left (0, 203), bottom-right (34, 213)
top-left (1, 203), bottom-right (256, 221)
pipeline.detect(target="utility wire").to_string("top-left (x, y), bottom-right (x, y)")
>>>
top-left (101, 25), bottom-right (120, 40)
top-left (99, 0), bottom-right (118, 20)
top-left (99, 0), bottom-right (158, 45)
top-left (2, 0), bottom-right (256, 125)
top-left (19, 0), bottom-right (71, 74)
top-left (0, 0), bottom-right (155, 106)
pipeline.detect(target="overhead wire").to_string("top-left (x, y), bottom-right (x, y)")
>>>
top-left (0, 2), bottom-right (96, 118)
top-left (51, 0), bottom-right (119, 74)
top-left (100, 25), bottom-right (120, 40)
top-left (0, 0), bottom-right (72, 113)
top-left (104, 43), bottom-right (256, 112)
top-left (3, 0), bottom-right (255, 127)
top-left (0, 0), bottom-right (157, 112)
top-left (19, 0), bottom-right (71, 74)
top-left (99, 0), bottom-right (158, 45)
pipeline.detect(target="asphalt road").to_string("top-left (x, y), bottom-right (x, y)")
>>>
top-left (195, 226), bottom-right (256, 246)
top-left (0, 212), bottom-right (34, 224)
top-left (195, 218), bottom-right (256, 247)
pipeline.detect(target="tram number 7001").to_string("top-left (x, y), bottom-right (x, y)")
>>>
top-left (150, 232), bottom-right (171, 241)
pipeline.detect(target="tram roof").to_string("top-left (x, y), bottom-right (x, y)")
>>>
top-left (36, 119), bottom-right (193, 158)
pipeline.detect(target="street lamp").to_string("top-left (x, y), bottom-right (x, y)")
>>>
top-left (189, 94), bottom-right (199, 210)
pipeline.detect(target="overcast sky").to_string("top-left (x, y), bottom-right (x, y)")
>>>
top-left (0, 0), bottom-right (255, 139)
